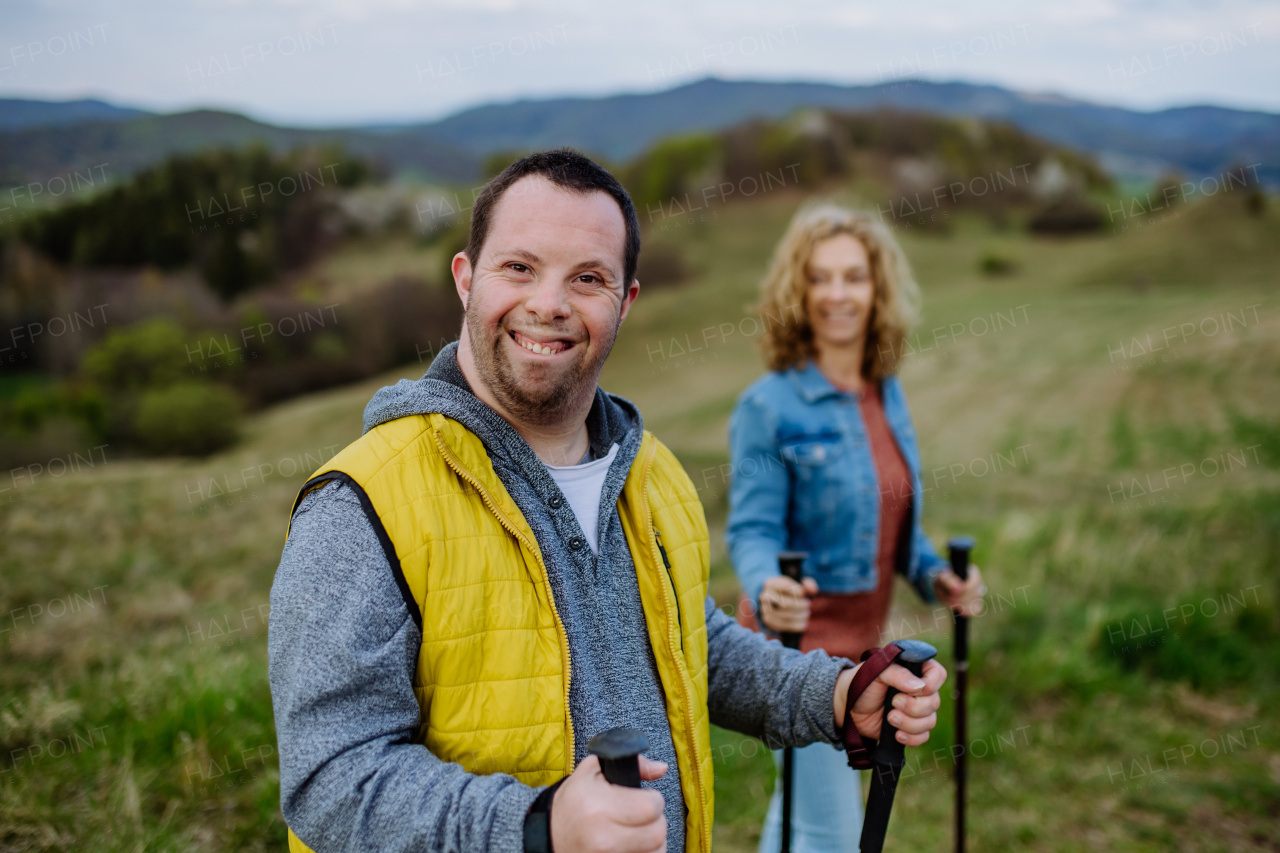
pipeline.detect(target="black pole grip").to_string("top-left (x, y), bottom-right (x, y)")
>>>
top-left (947, 536), bottom-right (974, 663)
top-left (868, 641), bottom-right (936, 767)
top-left (776, 551), bottom-right (808, 650)
top-left (775, 551), bottom-right (807, 853)
top-left (860, 640), bottom-right (937, 853)
top-left (948, 535), bottom-right (974, 582)
top-left (587, 728), bottom-right (648, 789)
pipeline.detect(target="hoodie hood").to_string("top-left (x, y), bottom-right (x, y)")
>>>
top-left (362, 341), bottom-right (642, 467)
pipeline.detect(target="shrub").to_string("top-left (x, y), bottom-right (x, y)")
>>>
top-left (979, 251), bottom-right (1017, 276)
top-left (133, 381), bottom-right (240, 456)
top-left (2, 382), bottom-right (107, 438)
top-left (1245, 188), bottom-right (1267, 217)
top-left (81, 318), bottom-right (190, 391)
top-left (1028, 190), bottom-right (1104, 234)
top-left (623, 133), bottom-right (720, 214)
top-left (18, 146), bottom-right (372, 301)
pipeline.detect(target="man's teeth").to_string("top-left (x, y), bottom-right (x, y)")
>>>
top-left (520, 337), bottom-right (557, 355)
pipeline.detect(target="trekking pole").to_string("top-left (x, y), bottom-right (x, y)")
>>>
top-left (859, 639), bottom-right (938, 853)
top-left (776, 550), bottom-right (808, 853)
top-left (947, 535), bottom-right (976, 853)
top-left (587, 727), bottom-right (649, 788)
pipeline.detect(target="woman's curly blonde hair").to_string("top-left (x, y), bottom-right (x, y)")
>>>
top-left (756, 203), bottom-right (922, 380)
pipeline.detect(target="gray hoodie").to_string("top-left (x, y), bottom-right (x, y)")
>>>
top-left (269, 343), bottom-right (850, 853)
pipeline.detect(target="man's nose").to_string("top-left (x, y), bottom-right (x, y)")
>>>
top-left (523, 276), bottom-right (572, 321)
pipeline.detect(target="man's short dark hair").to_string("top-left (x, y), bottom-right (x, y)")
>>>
top-left (466, 148), bottom-right (642, 289)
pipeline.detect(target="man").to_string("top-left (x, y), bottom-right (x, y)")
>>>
top-left (269, 149), bottom-right (945, 853)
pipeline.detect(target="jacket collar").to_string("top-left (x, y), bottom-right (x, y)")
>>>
top-left (785, 360), bottom-right (851, 404)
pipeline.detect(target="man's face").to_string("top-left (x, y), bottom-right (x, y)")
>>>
top-left (454, 175), bottom-right (638, 426)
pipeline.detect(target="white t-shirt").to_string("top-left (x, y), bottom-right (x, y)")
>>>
top-left (542, 443), bottom-right (620, 555)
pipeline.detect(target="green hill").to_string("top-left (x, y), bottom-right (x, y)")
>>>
top-left (1, 184), bottom-right (1276, 850)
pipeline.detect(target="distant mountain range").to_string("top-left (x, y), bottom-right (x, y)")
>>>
top-left (414, 78), bottom-right (1280, 180)
top-left (3, 78), bottom-right (1277, 187)
top-left (0, 104), bottom-right (478, 187)
top-left (0, 97), bottom-right (150, 131)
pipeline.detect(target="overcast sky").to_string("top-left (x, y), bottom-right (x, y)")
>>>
top-left (1, 0), bottom-right (1276, 126)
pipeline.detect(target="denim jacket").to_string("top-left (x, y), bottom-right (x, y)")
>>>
top-left (725, 361), bottom-right (947, 610)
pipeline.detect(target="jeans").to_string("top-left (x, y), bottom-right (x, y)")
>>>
top-left (758, 742), bottom-right (863, 853)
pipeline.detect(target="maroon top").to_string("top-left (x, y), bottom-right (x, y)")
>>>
top-left (737, 380), bottom-right (914, 661)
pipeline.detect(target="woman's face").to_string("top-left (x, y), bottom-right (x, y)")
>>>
top-left (804, 233), bottom-right (875, 352)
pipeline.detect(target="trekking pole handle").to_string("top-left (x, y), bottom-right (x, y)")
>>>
top-left (776, 551), bottom-right (808, 650)
top-left (587, 728), bottom-right (648, 788)
top-left (859, 640), bottom-right (939, 853)
top-left (870, 640), bottom-right (938, 767)
top-left (948, 536), bottom-right (975, 582)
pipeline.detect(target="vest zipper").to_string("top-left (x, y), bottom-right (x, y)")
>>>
top-left (639, 440), bottom-right (709, 853)
top-left (654, 528), bottom-right (671, 568)
top-left (654, 528), bottom-right (682, 650)
top-left (430, 429), bottom-right (576, 771)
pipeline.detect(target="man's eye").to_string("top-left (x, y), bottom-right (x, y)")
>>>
top-left (509, 263), bottom-right (530, 273)
top-left (578, 274), bottom-right (601, 284)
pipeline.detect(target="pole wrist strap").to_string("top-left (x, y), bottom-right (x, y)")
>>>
top-left (523, 778), bottom-right (564, 853)
top-left (838, 642), bottom-right (904, 770)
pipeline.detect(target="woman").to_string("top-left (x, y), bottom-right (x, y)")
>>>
top-left (726, 204), bottom-right (985, 853)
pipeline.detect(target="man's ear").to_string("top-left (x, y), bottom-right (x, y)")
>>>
top-left (451, 251), bottom-right (473, 308)
top-left (618, 279), bottom-right (640, 323)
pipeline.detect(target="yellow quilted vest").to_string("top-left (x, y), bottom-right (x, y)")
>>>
top-left (285, 412), bottom-right (714, 853)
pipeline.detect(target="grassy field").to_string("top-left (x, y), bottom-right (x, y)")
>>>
top-left (2, 187), bottom-right (1277, 852)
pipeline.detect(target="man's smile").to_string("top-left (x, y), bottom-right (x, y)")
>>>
top-left (509, 328), bottom-right (577, 356)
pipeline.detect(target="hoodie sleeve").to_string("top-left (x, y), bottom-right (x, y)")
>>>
top-left (703, 597), bottom-right (851, 749)
top-left (268, 482), bottom-right (539, 853)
